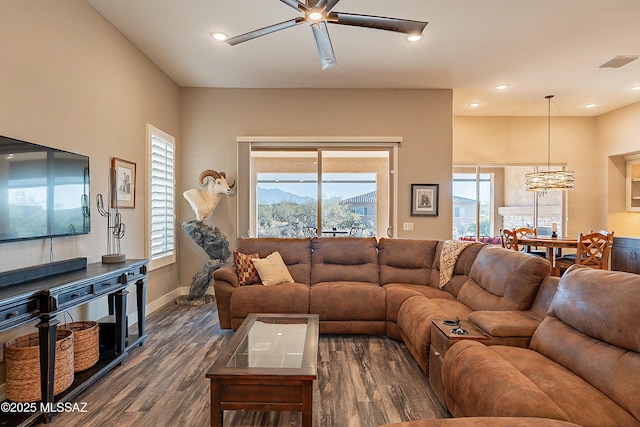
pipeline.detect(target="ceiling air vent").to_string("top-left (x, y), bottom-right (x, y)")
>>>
top-left (599, 55), bottom-right (639, 68)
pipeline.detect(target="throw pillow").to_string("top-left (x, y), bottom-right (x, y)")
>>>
top-left (251, 251), bottom-right (294, 286)
top-left (234, 251), bottom-right (260, 286)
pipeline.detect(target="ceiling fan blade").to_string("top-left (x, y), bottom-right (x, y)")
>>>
top-left (226, 18), bottom-right (305, 46)
top-left (280, 0), bottom-right (309, 11)
top-left (311, 21), bottom-right (337, 70)
top-left (330, 12), bottom-right (428, 35)
top-left (312, 0), bottom-right (342, 11)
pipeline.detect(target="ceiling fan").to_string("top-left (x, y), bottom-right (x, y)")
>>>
top-left (225, 0), bottom-right (428, 70)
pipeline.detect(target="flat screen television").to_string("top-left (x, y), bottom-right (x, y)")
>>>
top-left (0, 134), bottom-right (90, 242)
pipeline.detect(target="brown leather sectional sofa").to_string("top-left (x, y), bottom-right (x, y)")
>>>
top-left (213, 237), bottom-right (550, 370)
top-left (212, 237), bottom-right (640, 426)
top-left (441, 265), bottom-right (640, 427)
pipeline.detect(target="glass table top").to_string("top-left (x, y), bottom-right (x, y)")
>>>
top-left (226, 318), bottom-right (309, 369)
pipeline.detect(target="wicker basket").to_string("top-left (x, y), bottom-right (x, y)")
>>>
top-left (67, 321), bottom-right (100, 372)
top-left (4, 329), bottom-right (74, 402)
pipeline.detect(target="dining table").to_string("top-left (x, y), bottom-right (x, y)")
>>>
top-left (518, 235), bottom-right (579, 270)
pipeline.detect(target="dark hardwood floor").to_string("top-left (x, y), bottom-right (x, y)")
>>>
top-left (39, 300), bottom-right (450, 427)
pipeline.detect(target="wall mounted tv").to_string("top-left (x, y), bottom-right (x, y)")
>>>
top-left (0, 134), bottom-right (90, 242)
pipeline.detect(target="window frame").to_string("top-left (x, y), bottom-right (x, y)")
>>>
top-left (146, 124), bottom-right (176, 270)
top-left (236, 137), bottom-right (400, 239)
top-left (453, 163), bottom-right (569, 239)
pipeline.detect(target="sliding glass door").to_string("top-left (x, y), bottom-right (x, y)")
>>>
top-left (251, 148), bottom-right (392, 238)
top-left (453, 165), bottom-right (566, 239)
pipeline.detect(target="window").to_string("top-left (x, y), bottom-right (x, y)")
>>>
top-left (146, 125), bottom-right (175, 270)
top-left (236, 138), bottom-right (399, 239)
top-left (453, 165), bottom-right (566, 240)
top-left (253, 151), bottom-right (387, 238)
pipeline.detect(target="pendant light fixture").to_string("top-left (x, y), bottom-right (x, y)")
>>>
top-left (525, 95), bottom-right (575, 192)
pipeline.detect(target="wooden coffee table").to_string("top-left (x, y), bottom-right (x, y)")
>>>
top-left (207, 313), bottom-right (319, 427)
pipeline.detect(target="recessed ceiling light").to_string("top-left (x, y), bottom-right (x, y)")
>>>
top-left (495, 84), bottom-right (509, 90)
top-left (632, 85), bottom-right (640, 91)
top-left (406, 34), bottom-right (422, 42)
top-left (210, 32), bottom-right (228, 41)
top-left (469, 102), bottom-right (481, 108)
top-left (585, 103), bottom-right (598, 109)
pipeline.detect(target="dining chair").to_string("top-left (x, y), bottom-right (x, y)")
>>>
top-left (513, 227), bottom-right (546, 257)
top-left (302, 226), bottom-right (318, 238)
top-left (500, 229), bottom-right (519, 251)
top-left (554, 230), bottom-right (614, 276)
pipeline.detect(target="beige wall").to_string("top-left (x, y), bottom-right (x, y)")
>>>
top-left (0, 0), bottom-right (181, 389)
top-left (2, 0), bottom-right (637, 398)
top-left (179, 88), bottom-right (453, 287)
top-left (596, 102), bottom-right (640, 237)
top-left (454, 116), bottom-right (601, 237)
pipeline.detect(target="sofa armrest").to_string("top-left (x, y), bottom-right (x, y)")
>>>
top-left (213, 266), bottom-right (239, 287)
top-left (213, 267), bottom-right (239, 330)
top-left (468, 310), bottom-right (541, 338)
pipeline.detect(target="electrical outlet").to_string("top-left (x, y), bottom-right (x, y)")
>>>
top-left (403, 222), bottom-right (414, 231)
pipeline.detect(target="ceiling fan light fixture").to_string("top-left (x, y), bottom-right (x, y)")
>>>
top-left (225, 0), bottom-right (428, 70)
top-left (210, 32), bottom-right (228, 41)
top-left (406, 34), bottom-right (422, 42)
top-left (525, 95), bottom-right (575, 192)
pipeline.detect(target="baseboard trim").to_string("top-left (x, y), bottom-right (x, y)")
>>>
top-left (178, 285), bottom-right (215, 296)
top-left (127, 287), bottom-right (182, 328)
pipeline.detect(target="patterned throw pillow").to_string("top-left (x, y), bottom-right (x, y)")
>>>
top-left (234, 251), bottom-right (260, 286)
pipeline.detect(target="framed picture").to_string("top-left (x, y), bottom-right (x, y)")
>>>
top-left (411, 184), bottom-right (439, 216)
top-left (111, 157), bottom-right (136, 209)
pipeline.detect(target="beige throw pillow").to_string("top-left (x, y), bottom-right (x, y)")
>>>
top-left (251, 251), bottom-right (294, 286)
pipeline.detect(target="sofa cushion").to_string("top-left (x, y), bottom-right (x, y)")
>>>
top-left (378, 417), bottom-right (583, 427)
top-left (229, 282), bottom-right (310, 323)
top-left (458, 246), bottom-right (550, 311)
top-left (443, 340), bottom-right (640, 427)
top-left (236, 237), bottom-right (311, 285)
top-left (378, 238), bottom-right (439, 286)
top-left (251, 251), bottom-right (294, 286)
top-left (443, 341), bottom-right (573, 420)
top-left (233, 251), bottom-right (260, 286)
top-left (311, 237), bottom-right (379, 285)
top-left (432, 242), bottom-right (485, 297)
top-left (384, 283), bottom-right (454, 324)
top-left (468, 310), bottom-right (541, 337)
top-left (530, 265), bottom-right (640, 423)
top-left (397, 296), bottom-right (472, 372)
top-left (309, 282), bottom-right (386, 321)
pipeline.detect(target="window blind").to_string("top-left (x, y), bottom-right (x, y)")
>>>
top-left (149, 133), bottom-right (175, 267)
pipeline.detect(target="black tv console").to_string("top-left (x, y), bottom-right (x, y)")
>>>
top-left (0, 259), bottom-right (148, 426)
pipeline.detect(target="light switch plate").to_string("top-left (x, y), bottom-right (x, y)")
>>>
top-left (403, 222), bottom-right (414, 231)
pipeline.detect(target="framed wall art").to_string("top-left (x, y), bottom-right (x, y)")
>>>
top-left (411, 183), bottom-right (439, 216)
top-left (111, 157), bottom-right (136, 209)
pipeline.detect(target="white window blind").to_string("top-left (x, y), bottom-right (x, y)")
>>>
top-left (147, 125), bottom-right (175, 270)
